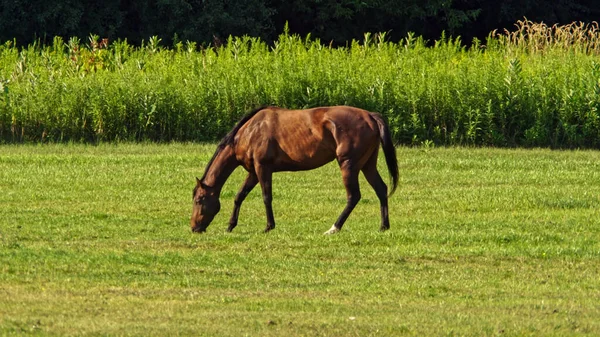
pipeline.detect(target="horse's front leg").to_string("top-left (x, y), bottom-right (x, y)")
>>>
top-left (228, 172), bottom-right (258, 232)
top-left (255, 165), bottom-right (276, 232)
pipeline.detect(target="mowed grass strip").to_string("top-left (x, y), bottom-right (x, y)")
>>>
top-left (0, 144), bottom-right (599, 336)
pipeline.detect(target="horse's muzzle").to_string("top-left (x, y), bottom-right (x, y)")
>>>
top-left (191, 225), bottom-right (207, 233)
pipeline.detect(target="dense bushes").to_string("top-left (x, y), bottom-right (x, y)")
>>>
top-left (2, 0), bottom-right (599, 48)
top-left (1, 20), bottom-right (600, 147)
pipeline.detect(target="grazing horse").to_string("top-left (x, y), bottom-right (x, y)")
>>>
top-left (191, 105), bottom-right (399, 234)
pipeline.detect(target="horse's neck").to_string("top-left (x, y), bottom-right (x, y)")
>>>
top-left (203, 145), bottom-right (238, 194)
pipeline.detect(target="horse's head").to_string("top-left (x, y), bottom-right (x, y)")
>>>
top-left (191, 178), bottom-right (221, 233)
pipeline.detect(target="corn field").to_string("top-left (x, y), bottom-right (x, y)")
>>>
top-left (1, 20), bottom-right (600, 147)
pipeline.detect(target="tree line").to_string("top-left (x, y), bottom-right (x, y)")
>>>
top-left (1, 0), bottom-right (599, 46)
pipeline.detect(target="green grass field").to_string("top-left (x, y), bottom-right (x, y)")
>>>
top-left (1, 144), bottom-right (599, 336)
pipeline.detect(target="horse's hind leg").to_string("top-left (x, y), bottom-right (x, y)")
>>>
top-left (361, 153), bottom-right (390, 231)
top-left (228, 172), bottom-right (259, 232)
top-left (325, 160), bottom-right (361, 234)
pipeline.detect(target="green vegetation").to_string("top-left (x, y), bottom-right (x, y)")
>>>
top-left (1, 20), bottom-right (600, 147)
top-left (1, 144), bottom-right (599, 335)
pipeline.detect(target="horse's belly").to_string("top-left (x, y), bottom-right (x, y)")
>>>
top-left (274, 143), bottom-right (336, 172)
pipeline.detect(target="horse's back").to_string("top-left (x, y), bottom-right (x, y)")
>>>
top-left (234, 106), bottom-right (379, 171)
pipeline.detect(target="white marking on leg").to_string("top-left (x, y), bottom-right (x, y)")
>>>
top-left (324, 225), bottom-right (340, 235)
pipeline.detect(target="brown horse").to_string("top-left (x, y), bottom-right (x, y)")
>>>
top-left (191, 105), bottom-right (399, 234)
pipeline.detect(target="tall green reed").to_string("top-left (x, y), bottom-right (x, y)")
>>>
top-left (1, 20), bottom-right (599, 147)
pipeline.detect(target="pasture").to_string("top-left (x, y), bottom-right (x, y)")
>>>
top-left (1, 144), bottom-right (599, 336)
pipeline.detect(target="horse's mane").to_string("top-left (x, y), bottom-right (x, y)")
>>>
top-left (199, 106), bottom-right (268, 183)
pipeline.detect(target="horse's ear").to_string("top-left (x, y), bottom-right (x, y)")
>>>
top-left (196, 177), bottom-right (211, 190)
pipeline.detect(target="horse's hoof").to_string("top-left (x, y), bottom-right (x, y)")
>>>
top-left (323, 226), bottom-right (340, 235)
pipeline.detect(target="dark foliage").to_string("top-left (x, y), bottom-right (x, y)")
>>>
top-left (1, 0), bottom-right (599, 46)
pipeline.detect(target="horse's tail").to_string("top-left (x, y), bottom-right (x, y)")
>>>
top-left (370, 112), bottom-right (399, 196)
